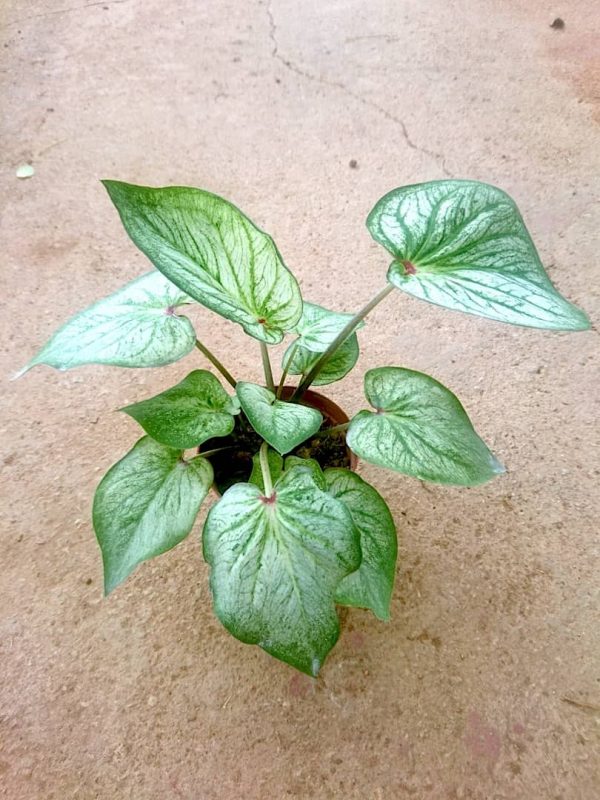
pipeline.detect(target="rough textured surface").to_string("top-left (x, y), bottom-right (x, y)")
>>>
top-left (1, 1), bottom-right (598, 797)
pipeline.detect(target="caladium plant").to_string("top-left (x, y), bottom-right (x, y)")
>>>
top-left (20, 179), bottom-right (590, 676)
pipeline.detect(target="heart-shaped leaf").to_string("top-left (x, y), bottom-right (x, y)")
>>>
top-left (18, 272), bottom-right (196, 375)
top-left (292, 302), bottom-right (364, 351)
top-left (325, 469), bottom-right (397, 620)
top-left (121, 370), bottom-right (240, 449)
top-left (368, 180), bottom-right (590, 330)
top-left (103, 181), bottom-right (303, 343)
top-left (284, 455), bottom-right (327, 489)
top-left (236, 382), bottom-right (323, 454)
top-left (203, 466), bottom-right (361, 675)
top-left (249, 447), bottom-right (284, 493)
top-left (282, 333), bottom-right (360, 386)
top-left (93, 436), bottom-right (213, 593)
top-left (347, 367), bottom-right (504, 485)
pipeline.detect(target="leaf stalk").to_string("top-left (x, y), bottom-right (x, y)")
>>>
top-left (259, 440), bottom-right (274, 497)
top-left (276, 340), bottom-right (299, 399)
top-left (313, 422), bottom-right (350, 437)
top-left (194, 340), bottom-right (237, 388)
top-left (198, 446), bottom-right (236, 459)
top-left (291, 283), bottom-right (395, 400)
top-left (260, 342), bottom-right (275, 393)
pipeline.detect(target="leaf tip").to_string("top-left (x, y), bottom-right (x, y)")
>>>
top-left (100, 178), bottom-right (115, 193)
top-left (103, 574), bottom-right (118, 596)
top-left (101, 178), bottom-right (128, 204)
top-left (373, 604), bottom-right (392, 622)
top-left (490, 455), bottom-right (506, 476)
top-left (11, 363), bottom-right (32, 380)
top-left (102, 559), bottom-right (129, 595)
top-left (569, 307), bottom-right (592, 332)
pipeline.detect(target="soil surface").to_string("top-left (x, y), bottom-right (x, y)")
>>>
top-left (204, 414), bottom-right (351, 494)
top-left (1, 1), bottom-right (599, 798)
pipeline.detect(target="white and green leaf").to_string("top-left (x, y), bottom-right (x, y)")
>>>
top-left (282, 334), bottom-right (360, 386)
top-left (93, 436), bottom-right (213, 594)
top-left (18, 271), bottom-right (196, 375)
top-left (284, 455), bottom-right (327, 489)
top-left (121, 370), bottom-right (240, 449)
top-left (236, 382), bottom-right (323, 454)
top-left (103, 181), bottom-right (303, 343)
top-left (292, 302), bottom-right (364, 351)
top-left (325, 469), bottom-right (397, 620)
top-left (347, 367), bottom-right (504, 486)
top-left (368, 180), bottom-right (590, 330)
top-left (203, 467), bottom-right (361, 675)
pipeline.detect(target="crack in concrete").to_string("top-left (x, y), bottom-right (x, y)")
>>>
top-left (345, 34), bottom-right (402, 44)
top-left (4, 0), bottom-right (128, 27)
top-left (266, 1), bottom-right (452, 177)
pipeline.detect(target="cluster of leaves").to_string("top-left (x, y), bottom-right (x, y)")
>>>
top-left (21, 179), bottom-right (589, 676)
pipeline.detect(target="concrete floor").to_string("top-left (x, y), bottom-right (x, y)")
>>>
top-left (1, 1), bottom-right (599, 798)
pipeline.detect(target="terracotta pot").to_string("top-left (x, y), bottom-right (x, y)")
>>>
top-left (201, 386), bottom-right (356, 495)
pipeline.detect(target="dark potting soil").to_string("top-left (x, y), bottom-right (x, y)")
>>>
top-left (201, 413), bottom-right (351, 495)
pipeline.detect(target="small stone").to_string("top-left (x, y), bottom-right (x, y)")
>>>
top-left (550, 17), bottom-right (565, 30)
top-left (16, 163), bottom-right (34, 179)
top-left (147, 695), bottom-right (157, 707)
top-left (349, 159), bottom-right (358, 169)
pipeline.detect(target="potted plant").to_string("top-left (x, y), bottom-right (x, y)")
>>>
top-left (19, 179), bottom-right (590, 676)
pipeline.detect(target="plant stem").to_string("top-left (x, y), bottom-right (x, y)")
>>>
top-left (198, 446), bottom-right (236, 458)
top-left (291, 283), bottom-right (396, 400)
top-left (195, 340), bottom-right (237, 388)
top-left (260, 342), bottom-right (275, 393)
top-left (259, 440), bottom-right (273, 496)
top-left (276, 341), bottom-right (299, 399)
top-left (313, 422), bottom-right (349, 437)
